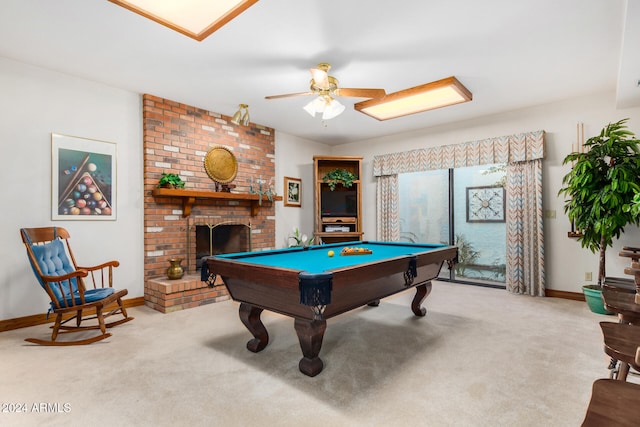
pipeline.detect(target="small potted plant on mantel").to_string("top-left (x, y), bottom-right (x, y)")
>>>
top-left (157, 172), bottom-right (185, 189)
top-left (558, 119), bottom-right (640, 314)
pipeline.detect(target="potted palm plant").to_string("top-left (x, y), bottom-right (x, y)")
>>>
top-left (558, 119), bottom-right (640, 313)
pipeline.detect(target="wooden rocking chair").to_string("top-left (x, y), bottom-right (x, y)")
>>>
top-left (20, 227), bottom-right (133, 345)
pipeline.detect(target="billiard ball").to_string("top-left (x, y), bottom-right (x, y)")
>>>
top-left (328, 250), bottom-right (334, 257)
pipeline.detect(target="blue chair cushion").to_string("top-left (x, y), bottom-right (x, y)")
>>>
top-left (29, 239), bottom-right (78, 304)
top-left (55, 287), bottom-right (115, 309)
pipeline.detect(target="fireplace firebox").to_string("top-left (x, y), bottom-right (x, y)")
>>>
top-left (191, 221), bottom-right (252, 271)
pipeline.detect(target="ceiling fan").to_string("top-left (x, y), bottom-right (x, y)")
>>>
top-left (265, 63), bottom-right (386, 119)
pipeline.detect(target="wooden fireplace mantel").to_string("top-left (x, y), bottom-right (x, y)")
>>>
top-left (152, 188), bottom-right (282, 217)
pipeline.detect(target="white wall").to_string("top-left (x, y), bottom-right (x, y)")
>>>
top-left (0, 57), bottom-right (144, 319)
top-left (332, 91), bottom-right (640, 293)
top-left (274, 131), bottom-right (331, 248)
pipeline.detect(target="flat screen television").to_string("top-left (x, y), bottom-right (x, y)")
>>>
top-left (321, 191), bottom-right (357, 217)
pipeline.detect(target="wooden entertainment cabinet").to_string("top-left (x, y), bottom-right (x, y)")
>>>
top-left (313, 155), bottom-right (363, 244)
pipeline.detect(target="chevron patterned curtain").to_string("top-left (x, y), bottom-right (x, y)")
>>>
top-left (376, 174), bottom-right (399, 241)
top-left (505, 159), bottom-right (545, 295)
top-left (374, 130), bottom-right (545, 295)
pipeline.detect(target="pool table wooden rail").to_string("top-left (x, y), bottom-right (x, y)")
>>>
top-left (210, 249), bottom-right (454, 320)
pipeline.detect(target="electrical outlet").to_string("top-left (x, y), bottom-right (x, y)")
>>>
top-left (585, 272), bottom-right (592, 281)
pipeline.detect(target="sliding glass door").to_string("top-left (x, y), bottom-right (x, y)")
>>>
top-left (398, 164), bottom-right (506, 287)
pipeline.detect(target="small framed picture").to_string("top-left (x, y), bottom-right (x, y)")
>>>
top-left (52, 133), bottom-right (117, 220)
top-left (284, 176), bottom-right (302, 207)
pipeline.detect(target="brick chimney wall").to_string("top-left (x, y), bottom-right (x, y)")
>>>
top-left (142, 94), bottom-right (276, 312)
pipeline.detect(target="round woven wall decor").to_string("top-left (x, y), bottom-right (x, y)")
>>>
top-left (204, 146), bottom-right (238, 184)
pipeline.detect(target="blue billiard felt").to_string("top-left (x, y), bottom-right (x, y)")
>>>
top-left (213, 241), bottom-right (446, 274)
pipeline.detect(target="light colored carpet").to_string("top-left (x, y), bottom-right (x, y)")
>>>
top-left (0, 282), bottom-right (624, 426)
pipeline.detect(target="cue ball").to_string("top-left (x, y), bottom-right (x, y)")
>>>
top-left (328, 250), bottom-right (335, 257)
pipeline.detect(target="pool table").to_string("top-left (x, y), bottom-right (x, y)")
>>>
top-left (204, 241), bottom-right (457, 376)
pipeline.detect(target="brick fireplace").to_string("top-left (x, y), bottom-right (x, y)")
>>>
top-left (142, 94), bottom-right (277, 313)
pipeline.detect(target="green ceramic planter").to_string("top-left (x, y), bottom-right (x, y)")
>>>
top-left (582, 285), bottom-right (613, 315)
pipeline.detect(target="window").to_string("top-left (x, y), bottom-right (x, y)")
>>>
top-left (399, 164), bottom-right (506, 287)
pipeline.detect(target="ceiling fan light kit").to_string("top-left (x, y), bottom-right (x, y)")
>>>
top-left (108, 0), bottom-right (259, 41)
top-left (303, 97), bottom-right (325, 116)
top-left (303, 96), bottom-right (345, 120)
top-left (323, 99), bottom-right (346, 120)
top-left (354, 76), bottom-right (472, 121)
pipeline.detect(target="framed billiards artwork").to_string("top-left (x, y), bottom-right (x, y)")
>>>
top-left (466, 186), bottom-right (505, 223)
top-left (284, 176), bottom-right (301, 207)
top-left (51, 133), bottom-right (117, 220)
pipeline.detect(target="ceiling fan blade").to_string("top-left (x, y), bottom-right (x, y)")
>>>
top-left (265, 91), bottom-right (314, 100)
top-left (310, 67), bottom-right (330, 90)
top-left (334, 88), bottom-right (386, 99)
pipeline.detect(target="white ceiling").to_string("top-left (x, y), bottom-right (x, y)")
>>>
top-left (1, 0), bottom-right (638, 145)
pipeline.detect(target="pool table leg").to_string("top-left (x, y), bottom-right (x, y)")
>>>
top-left (411, 281), bottom-right (433, 317)
top-left (239, 303), bottom-right (269, 352)
top-left (294, 318), bottom-right (327, 377)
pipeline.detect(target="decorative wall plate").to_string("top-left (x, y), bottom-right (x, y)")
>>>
top-left (466, 186), bottom-right (505, 222)
top-left (204, 146), bottom-right (238, 184)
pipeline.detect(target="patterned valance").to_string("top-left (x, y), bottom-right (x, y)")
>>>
top-left (373, 130), bottom-right (545, 176)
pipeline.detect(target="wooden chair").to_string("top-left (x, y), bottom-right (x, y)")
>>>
top-left (581, 379), bottom-right (640, 426)
top-left (599, 322), bottom-right (640, 380)
top-left (20, 227), bottom-right (133, 345)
